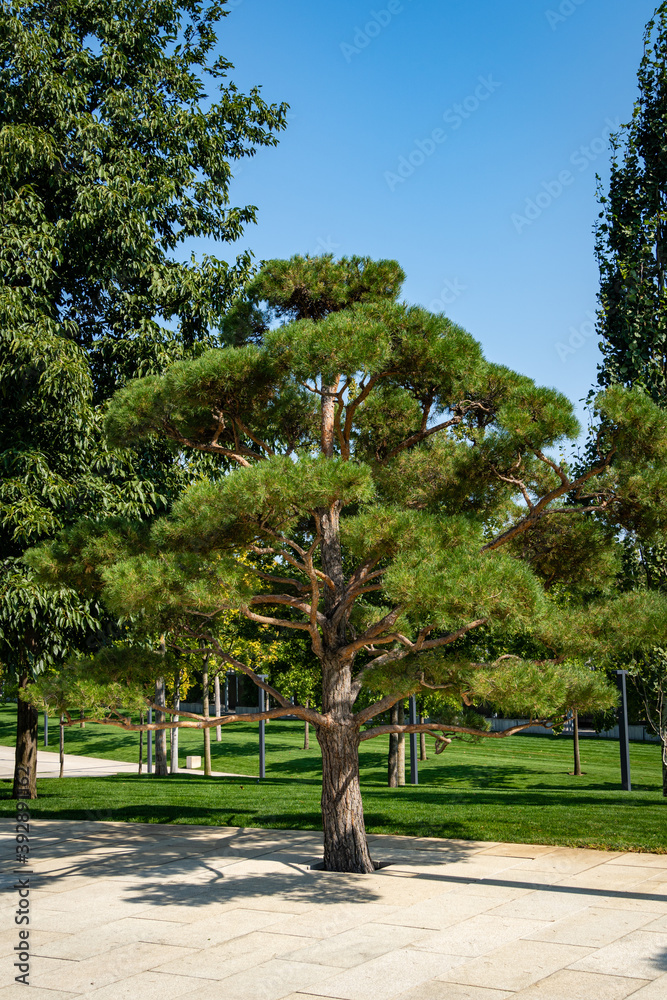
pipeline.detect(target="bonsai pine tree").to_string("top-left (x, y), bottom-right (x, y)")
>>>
top-left (32, 257), bottom-right (667, 871)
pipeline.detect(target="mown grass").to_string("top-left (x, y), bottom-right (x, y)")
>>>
top-left (1, 704), bottom-right (665, 852)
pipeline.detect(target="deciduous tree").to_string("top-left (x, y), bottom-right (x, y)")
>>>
top-left (0, 0), bottom-right (287, 796)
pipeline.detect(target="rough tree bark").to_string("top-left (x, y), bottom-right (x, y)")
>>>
top-left (397, 701), bottom-right (405, 786)
top-left (13, 671), bottom-right (38, 800)
top-left (315, 394), bottom-right (376, 872)
top-left (138, 711), bottom-right (144, 774)
top-left (388, 704), bottom-right (399, 786)
top-left (170, 669), bottom-right (181, 773)
top-left (317, 720), bottom-right (374, 873)
top-left (214, 672), bottom-right (222, 742)
top-left (155, 676), bottom-right (168, 776)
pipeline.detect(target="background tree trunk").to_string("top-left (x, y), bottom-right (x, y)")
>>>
top-left (202, 654), bottom-right (212, 776)
top-left (388, 704), bottom-right (399, 786)
top-left (79, 710), bottom-right (85, 728)
top-left (419, 713), bottom-right (427, 760)
top-left (138, 711), bottom-right (144, 774)
top-left (13, 672), bottom-right (38, 799)
top-left (573, 708), bottom-right (582, 776)
top-left (170, 669), bottom-right (181, 773)
top-left (154, 676), bottom-right (168, 776)
top-left (304, 699), bottom-right (310, 749)
top-left (214, 672), bottom-right (222, 742)
top-left (397, 701), bottom-right (405, 786)
top-left (318, 722), bottom-right (375, 873)
top-left (662, 742), bottom-right (667, 798)
top-left (59, 716), bottom-right (64, 778)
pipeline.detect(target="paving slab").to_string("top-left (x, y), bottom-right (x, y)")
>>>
top-left (510, 969), bottom-right (651, 999)
top-left (437, 940), bottom-right (594, 991)
top-left (1, 820), bottom-right (666, 999)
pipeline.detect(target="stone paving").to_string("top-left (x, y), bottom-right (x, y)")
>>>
top-left (1, 820), bottom-right (667, 999)
top-left (0, 746), bottom-right (247, 780)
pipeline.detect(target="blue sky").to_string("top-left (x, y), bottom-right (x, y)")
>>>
top-left (201, 0), bottom-right (658, 428)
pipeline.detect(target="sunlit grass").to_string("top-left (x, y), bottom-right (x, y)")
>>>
top-left (1, 704), bottom-right (664, 852)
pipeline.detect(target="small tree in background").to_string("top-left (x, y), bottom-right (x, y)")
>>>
top-left (31, 256), bottom-right (667, 872)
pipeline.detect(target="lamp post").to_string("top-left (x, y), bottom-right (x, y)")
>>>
top-left (615, 670), bottom-right (632, 791)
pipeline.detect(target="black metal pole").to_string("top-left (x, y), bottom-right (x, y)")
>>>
top-left (615, 670), bottom-right (631, 791)
top-left (147, 707), bottom-right (153, 774)
top-left (258, 675), bottom-right (266, 779)
top-left (409, 696), bottom-right (419, 785)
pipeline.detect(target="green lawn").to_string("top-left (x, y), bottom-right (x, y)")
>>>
top-left (1, 704), bottom-right (665, 853)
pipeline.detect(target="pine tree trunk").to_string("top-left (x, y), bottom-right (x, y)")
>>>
top-left (59, 716), bottom-right (64, 778)
top-left (155, 676), bottom-right (168, 776)
top-left (317, 722), bottom-right (375, 873)
top-left (170, 670), bottom-right (180, 773)
top-left (214, 672), bottom-right (222, 742)
top-left (316, 395), bottom-right (374, 873)
top-left (397, 701), bottom-right (405, 786)
top-left (304, 699), bottom-right (310, 750)
top-left (138, 711), bottom-right (144, 774)
top-left (573, 708), bottom-right (582, 776)
top-left (202, 655), bottom-right (212, 776)
top-left (388, 704), bottom-right (399, 786)
top-left (13, 672), bottom-right (38, 800)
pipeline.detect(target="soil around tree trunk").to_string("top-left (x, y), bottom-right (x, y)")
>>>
top-left (317, 722), bottom-right (375, 873)
top-left (13, 674), bottom-right (38, 799)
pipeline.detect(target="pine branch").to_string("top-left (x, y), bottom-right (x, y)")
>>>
top-left (359, 718), bottom-right (560, 741)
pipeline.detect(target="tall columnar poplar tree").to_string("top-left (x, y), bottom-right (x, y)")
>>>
top-left (596, 3), bottom-right (667, 398)
top-left (0, 0), bottom-right (287, 797)
top-left (31, 256), bottom-right (667, 871)
top-left (595, 3), bottom-right (667, 792)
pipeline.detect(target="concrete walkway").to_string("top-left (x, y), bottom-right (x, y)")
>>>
top-left (1, 821), bottom-right (666, 999)
top-left (0, 746), bottom-right (248, 780)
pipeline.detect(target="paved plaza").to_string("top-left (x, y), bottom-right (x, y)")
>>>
top-left (1, 819), bottom-right (667, 999)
